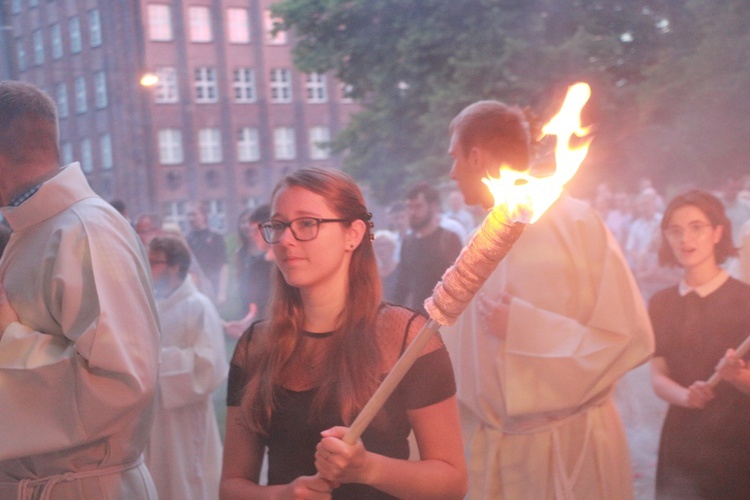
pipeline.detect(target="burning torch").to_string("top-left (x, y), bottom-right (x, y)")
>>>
top-left (343, 82), bottom-right (594, 444)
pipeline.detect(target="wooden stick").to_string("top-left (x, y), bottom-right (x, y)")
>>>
top-left (343, 318), bottom-right (441, 444)
top-left (706, 333), bottom-right (750, 387)
top-left (342, 211), bottom-right (525, 444)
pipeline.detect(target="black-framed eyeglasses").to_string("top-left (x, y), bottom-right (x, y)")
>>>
top-left (258, 217), bottom-right (349, 244)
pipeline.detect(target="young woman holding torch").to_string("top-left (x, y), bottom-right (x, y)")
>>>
top-left (649, 189), bottom-right (750, 499)
top-left (220, 167), bottom-right (466, 499)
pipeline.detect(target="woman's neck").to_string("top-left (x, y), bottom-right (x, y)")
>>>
top-left (684, 262), bottom-right (722, 288)
top-left (300, 286), bottom-right (347, 332)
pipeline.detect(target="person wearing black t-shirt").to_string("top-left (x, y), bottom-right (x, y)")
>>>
top-left (220, 168), bottom-right (466, 499)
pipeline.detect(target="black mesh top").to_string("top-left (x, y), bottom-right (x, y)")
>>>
top-left (227, 304), bottom-right (456, 499)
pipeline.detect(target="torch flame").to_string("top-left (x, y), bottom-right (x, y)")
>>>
top-left (482, 82), bottom-right (592, 224)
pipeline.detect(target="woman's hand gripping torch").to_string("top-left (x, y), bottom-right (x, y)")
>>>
top-left (342, 82), bottom-right (593, 445)
top-left (705, 334), bottom-right (750, 387)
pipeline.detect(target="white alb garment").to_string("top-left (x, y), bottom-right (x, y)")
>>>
top-left (145, 277), bottom-right (228, 500)
top-left (0, 163), bottom-right (160, 499)
top-left (443, 194), bottom-right (654, 499)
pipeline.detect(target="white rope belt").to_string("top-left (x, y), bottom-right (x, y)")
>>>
top-left (14, 455), bottom-right (144, 500)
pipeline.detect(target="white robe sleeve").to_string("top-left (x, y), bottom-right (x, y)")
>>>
top-left (157, 290), bottom-right (228, 410)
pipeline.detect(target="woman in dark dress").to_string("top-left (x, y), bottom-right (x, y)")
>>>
top-left (220, 167), bottom-right (467, 499)
top-left (649, 190), bottom-right (750, 499)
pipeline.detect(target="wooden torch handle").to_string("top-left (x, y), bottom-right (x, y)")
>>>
top-left (706, 333), bottom-right (750, 387)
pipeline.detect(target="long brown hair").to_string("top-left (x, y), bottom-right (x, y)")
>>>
top-left (241, 167), bottom-right (382, 434)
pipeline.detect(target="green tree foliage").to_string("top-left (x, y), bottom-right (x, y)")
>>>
top-left (273, 0), bottom-right (749, 201)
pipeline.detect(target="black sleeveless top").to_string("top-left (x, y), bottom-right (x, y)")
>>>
top-left (226, 304), bottom-right (456, 499)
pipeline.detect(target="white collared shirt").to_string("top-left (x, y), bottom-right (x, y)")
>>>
top-left (678, 269), bottom-right (730, 297)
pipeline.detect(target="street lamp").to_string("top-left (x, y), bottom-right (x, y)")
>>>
top-left (139, 72), bottom-right (159, 87)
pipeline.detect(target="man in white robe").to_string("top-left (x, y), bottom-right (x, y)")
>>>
top-left (444, 100), bottom-right (654, 499)
top-left (145, 235), bottom-right (228, 500)
top-left (0, 81), bottom-right (160, 498)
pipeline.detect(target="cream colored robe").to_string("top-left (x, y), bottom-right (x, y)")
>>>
top-left (0, 163), bottom-right (160, 498)
top-left (443, 195), bottom-right (654, 500)
top-left (145, 277), bottom-right (228, 500)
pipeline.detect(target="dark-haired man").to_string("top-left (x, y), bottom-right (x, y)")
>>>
top-left (392, 183), bottom-right (462, 314)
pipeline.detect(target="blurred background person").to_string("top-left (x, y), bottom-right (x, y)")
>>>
top-left (135, 212), bottom-right (163, 247)
top-left (386, 200), bottom-right (410, 259)
top-left (444, 189), bottom-right (476, 237)
top-left (109, 199), bottom-right (131, 225)
top-left (649, 190), bottom-right (750, 499)
top-left (373, 229), bottom-right (399, 302)
top-left (186, 201), bottom-right (229, 307)
top-left (605, 190), bottom-right (634, 250)
top-left (720, 177), bottom-right (750, 280)
top-left (392, 182), bottom-right (462, 315)
top-left (145, 235), bottom-right (228, 500)
top-left (626, 187), bottom-right (664, 299)
top-left (225, 204), bottom-right (274, 339)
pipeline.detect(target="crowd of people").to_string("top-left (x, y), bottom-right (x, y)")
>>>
top-left (2, 80), bottom-right (750, 500)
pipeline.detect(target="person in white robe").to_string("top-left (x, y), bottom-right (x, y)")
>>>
top-left (0, 81), bottom-right (160, 499)
top-left (444, 99), bottom-right (655, 499)
top-left (145, 235), bottom-right (228, 500)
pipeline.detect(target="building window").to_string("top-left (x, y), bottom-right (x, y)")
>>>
top-left (233, 68), bottom-right (256, 103)
top-left (194, 67), bottom-right (218, 103)
top-left (198, 128), bottom-right (222, 163)
top-left (163, 201), bottom-right (188, 230)
top-left (237, 127), bottom-right (260, 162)
top-left (29, 0), bottom-right (39, 7)
top-left (32, 30), bottom-right (44, 65)
top-left (80, 138), bottom-right (93, 173)
top-left (100, 134), bottom-right (113, 170)
top-left (158, 129), bottom-right (183, 164)
top-left (306, 73), bottom-right (327, 103)
top-left (206, 199), bottom-right (226, 231)
top-left (148, 4), bottom-right (173, 41)
top-left (264, 9), bottom-right (286, 44)
top-left (340, 83), bottom-right (355, 103)
top-left (94, 71), bottom-right (107, 109)
top-left (309, 126), bottom-right (331, 160)
top-left (51, 24), bottom-right (63, 59)
top-left (89, 10), bottom-right (102, 47)
top-left (56, 83), bottom-right (68, 118)
top-left (154, 67), bottom-right (179, 103)
top-left (11, 0), bottom-right (22, 14)
top-left (188, 6), bottom-right (212, 42)
top-left (227, 8), bottom-right (250, 43)
top-left (61, 141), bottom-right (73, 165)
top-left (69, 17), bottom-right (82, 54)
top-left (270, 68), bottom-right (292, 103)
top-left (74, 76), bottom-right (87, 113)
top-left (274, 127), bottom-right (296, 160)
top-left (15, 38), bottom-right (25, 71)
